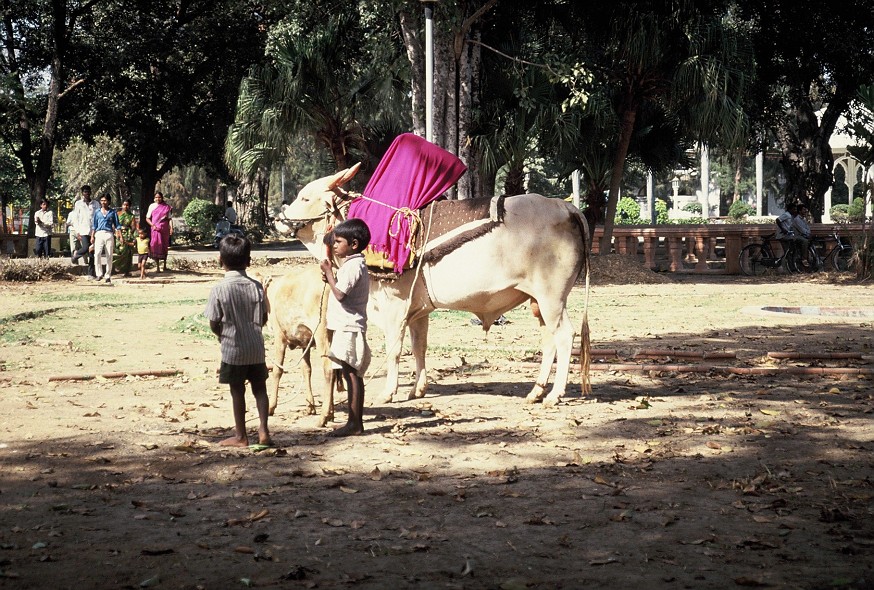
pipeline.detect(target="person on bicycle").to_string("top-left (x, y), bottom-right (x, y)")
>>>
top-left (792, 204), bottom-right (812, 247)
top-left (775, 203), bottom-right (797, 239)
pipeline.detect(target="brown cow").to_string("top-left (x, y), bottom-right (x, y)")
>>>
top-left (255, 266), bottom-right (337, 427)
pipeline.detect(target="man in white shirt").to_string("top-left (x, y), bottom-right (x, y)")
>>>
top-left (33, 199), bottom-right (54, 258)
top-left (71, 185), bottom-right (98, 278)
top-left (225, 201), bottom-right (238, 225)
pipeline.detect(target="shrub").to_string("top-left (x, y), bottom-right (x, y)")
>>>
top-left (848, 197), bottom-right (866, 223)
top-left (830, 203), bottom-right (850, 223)
top-left (728, 200), bottom-right (755, 220)
top-left (183, 199), bottom-right (223, 242)
top-left (615, 197), bottom-right (643, 225)
top-left (654, 199), bottom-right (670, 224)
top-left (682, 202), bottom-right (702, 214)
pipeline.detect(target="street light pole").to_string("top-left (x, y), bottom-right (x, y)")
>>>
top-left (422, 0), bottom-right (437, 143)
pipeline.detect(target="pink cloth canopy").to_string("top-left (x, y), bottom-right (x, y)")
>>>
top-left (348, 133), bottom-right (467, 272)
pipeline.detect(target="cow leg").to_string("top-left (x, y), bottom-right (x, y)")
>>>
top-left (542, 308), bottom-right (575, 407)
top-left (377, 320), bottom-right (407, 404)
top-left (268, 342), bottom-right (287, 416)
top-left (526, 322), bottom-right (556, 404)
top-left (316, 355), bottom-right (336, 428)
top-left (301, 346), bottom-right (315, 415)
top-left (406, 314), bottom-right (430, 400)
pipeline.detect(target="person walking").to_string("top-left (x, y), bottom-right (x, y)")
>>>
top-left (71, 185), bottom-right (98, 278)
top-left (113, 198), bottom-right (137, 276)
top-left (146, 191), bottom-right (172, 272)
top-left (33, 199), bottom-right (54, 258)
top-left (91, 193), bottom-right (122, 284)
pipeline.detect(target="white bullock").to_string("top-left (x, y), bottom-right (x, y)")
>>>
top-left (274, 163), bottom-right (590, 407)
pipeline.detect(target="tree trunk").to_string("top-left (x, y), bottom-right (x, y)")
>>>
top-left (503, 163), bottom-right (525, 196)
top-left (774, 98), bottom-right (846, 223)
top-left (732, 147), bottom-right (744, 202)
top-left (399, 1), bottom-right (494, 200)
top-left (398, 8), bottom-right (425, 138)
top-left (600, 99), bottom-right (638, 255)
top-left (136, 148), bottom-right (174, 229)
top-left (236, 167), bottom-right (270, 228)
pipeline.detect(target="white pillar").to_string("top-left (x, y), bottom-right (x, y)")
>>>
top-left (424, 3), bottom-right (435, 143)
top-left (571, 170), bottom-right (581, 210)
top-left (646, 171), bottom-right (655, 224)
top-left (755, 152), bottom-right (763, 216)
top-left (867, 165), bottom-right (874, 219)
top-left (700, 144), bottom-right (710, 218)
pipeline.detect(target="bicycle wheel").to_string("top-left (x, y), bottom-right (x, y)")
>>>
top-left (793, 244), bottom-right (820, 273)
top-left (834, 246), bottom-right (853, 272)
top-left (739, 244), bottom-right (770, 276)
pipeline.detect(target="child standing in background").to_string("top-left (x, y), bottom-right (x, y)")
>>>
top-left (136, 228), bottom-right (150, 279)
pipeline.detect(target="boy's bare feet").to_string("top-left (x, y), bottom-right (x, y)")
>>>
top-left (219, 436), bottom-right (249, 447)
top-left (328, 424), bottom-right (364, 437)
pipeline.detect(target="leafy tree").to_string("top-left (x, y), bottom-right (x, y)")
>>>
top-left (0, 0), bottom-right (98, 235)
top-left (739, 0), bottom-right (874, 222)
top-left (557, 1), bottom-right (753, 254)
top-left (72, 0), bottom-right (273, 228)
top-left (225, 2), bottom-right (409, 206)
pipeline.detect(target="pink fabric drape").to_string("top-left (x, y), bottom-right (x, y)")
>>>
top-left (348, 133), bottom-right (466, 272)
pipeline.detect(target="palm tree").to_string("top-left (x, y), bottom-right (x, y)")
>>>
top-left (561, 2), bottom-right (752, 253)
top-left (225, 11), bottom-right (409, 184)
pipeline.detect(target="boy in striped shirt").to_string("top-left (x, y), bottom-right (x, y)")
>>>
top-left (205, 234), bottom-right (271, 448)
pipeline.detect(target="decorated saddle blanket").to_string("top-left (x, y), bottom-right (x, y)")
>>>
top-left (364, 194), bottom-right (507, 273)
top-left (348, 133), bottom-right (467, 273)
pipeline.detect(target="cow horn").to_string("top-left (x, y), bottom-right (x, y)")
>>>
top-left (328, 162), bottom-right (361, 189)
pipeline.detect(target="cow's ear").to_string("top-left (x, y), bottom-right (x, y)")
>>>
top-left (328, 162), bottom-right (361, 189)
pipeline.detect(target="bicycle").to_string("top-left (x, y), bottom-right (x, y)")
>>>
top-left (738, 233), bottom-right (818, 276)
top-left (811, 229), bottom-right (854, 272)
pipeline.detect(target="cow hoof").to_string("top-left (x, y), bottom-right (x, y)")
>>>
top-left (268, 406), bottom-right (277, 416)
top-left (317, 416), bottom-right (329, 428)
top-left (407, 390), bottom-right (426, 401)
top-left (526, 384), bottom-right (546, 404)
top-left (378, 395), bottom-right (394, 405)
top-left (542, 396), bottom-right (560, 407)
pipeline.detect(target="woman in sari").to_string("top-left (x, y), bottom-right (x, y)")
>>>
top-left (146, 191), bottom-right (172, 272)
top-left (112, 198), bottom-right (137, 276)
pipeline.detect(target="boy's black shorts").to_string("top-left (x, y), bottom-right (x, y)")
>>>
top-left (219, 362), bottom-right (269, 385)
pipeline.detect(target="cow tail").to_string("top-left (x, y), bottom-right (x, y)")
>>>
top-left (573, 210), bottom-right (592, 396)
top-left (580, 263), bottom-right (591, 395)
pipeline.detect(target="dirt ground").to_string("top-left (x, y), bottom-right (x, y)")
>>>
top-left (1, 254), bottom-right (872, 590)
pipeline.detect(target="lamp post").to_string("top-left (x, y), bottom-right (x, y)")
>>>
top-left (671, 176), bottom-right (680, 198)
top-left (421, 0), bottom-right (438, 143)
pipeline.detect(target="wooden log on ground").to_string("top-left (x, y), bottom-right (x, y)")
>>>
top-left (47, 369), bottom-right (180, 382)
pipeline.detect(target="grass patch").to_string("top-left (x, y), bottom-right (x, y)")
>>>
top-left (173, 313), bottom-right (215, 341)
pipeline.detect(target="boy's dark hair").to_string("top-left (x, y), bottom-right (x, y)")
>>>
top-left (219, 234), bottom-right (251, 270)
top-left (81, 185), bottom-right (91, 193)
top-left (40, 199), bottom-right (49, 206)
top-left (333, 218), bottom-right (370, 253)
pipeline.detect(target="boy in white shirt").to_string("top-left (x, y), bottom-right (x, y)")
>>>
top-left (319, 218), bottom-right (371, 437)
